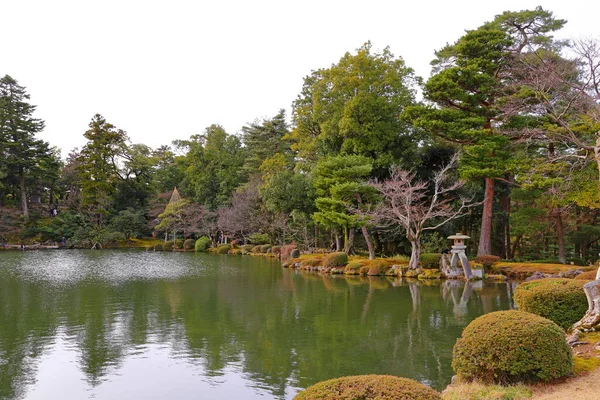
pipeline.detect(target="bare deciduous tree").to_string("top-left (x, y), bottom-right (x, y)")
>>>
top-left (369, 155), bottom-right (478, 270)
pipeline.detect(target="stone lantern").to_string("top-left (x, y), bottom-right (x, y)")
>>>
top-left (447, 233), bottom-right (474, 280)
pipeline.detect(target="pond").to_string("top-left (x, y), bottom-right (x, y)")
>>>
top-left (0, 250), bottom-right (514, 399)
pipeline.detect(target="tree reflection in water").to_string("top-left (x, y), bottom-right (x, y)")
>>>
top-left (0, 251), bottom-right (513, 399)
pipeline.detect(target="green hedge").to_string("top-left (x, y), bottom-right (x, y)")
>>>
top-left (153, 243), bottom-right (163, 251)
top-left (183, 239), bottom-right (195, 251)
top-left (514, 278), bottom-right (588, 329)
top-left (163, 241), bottom-right (174, 251)
top-left (294, 375), bottom-right (440, 400)
top-left (323, 252), bottom-right (348, 268)
top-left (420, 253), bottom-right (442, 269)
top-left (216, 244), bottom-right (231, 254)
top-left (452, 310), bottom-right (572, 383)
top-left (195, 236), bottom-right (211, 252)
top-left (473, 254), bottom-right (501, 270)
top-left (174, 239), bottom-right (184, 249)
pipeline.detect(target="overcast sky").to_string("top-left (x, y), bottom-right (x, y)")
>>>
top-left (3, 0), bottom-right (599, 156)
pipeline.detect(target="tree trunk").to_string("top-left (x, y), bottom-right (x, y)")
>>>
top-left (569, 277), bottom-right (600, 341)
top-left (361, 226), bottom-right (375, 260)
top-left (409, 239), bottom-right (421, 270)
top-left (345, 228), bottom-right (355, 254)
top-left (335, 232), bottom-right (342, 251)
top-left (554, 210), bottom-right (566, 264)
top-left (511, 234), bottom-right (523, 260)
top-left (19, 168), bottom-right (29, 221)
top-left (478, 177), bottom-right (494, 256)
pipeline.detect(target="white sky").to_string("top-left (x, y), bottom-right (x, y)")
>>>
top-left (2, 0), bottom-right (599, 156)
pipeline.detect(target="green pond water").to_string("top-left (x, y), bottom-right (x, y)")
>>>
top-left (0, 250), bottom-right (515, 399)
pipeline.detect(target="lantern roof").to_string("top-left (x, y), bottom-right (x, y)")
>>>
top-left (448, 233), bottom-right (470, 240)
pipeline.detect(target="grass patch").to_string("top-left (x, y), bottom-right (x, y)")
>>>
top-left (442, 382), bottom-right (532, 400)
top-left (573, 356), bottom-right (600, 375)
top-left (491, 262), bottom-right (595, 279)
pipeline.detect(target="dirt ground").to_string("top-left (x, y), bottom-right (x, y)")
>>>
top-left (531, 367), bottom-right (600, 399)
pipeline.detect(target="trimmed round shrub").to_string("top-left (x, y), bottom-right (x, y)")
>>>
top-left (419, 253), bottom-right (442, 269)
top-left (323, 252), bottom-right (348, 268)
top-left (291, 249), bottom-right (300, 258)
top-left (474, 254), bottom-right (501, 271)
top-left (183, 239), bottom-right (195, 251)
top-left (294, 375), bottom-right (440, 400)
top-left (452, 310), bottom-right (572, 383)
top-left (251, 245), bottom-right (261, 253)
top-left (259, 244), bottom-right (272, 253)
top-left (216, 244), bottom-right (231, 254)
top-left (195, 236), bottom-right (211, 252)
top-left (575, 270), bottom-right (598, 281)
top-left (368, 260), bottom-right (390, 276)
top-left (242, 244), bottom-right (254, 252)
top-left (163, 241), bottom-right (174, 251)
top-left (174, 239), bottom-right (184, 249)
top-left (153, 243), bottom-right (163, 251)
top-left (300, 257), bottom-right (321, 268)
top-left (271, 245), bottom-right (282, 255)
top-left (514, 278), bottom-right (588, 329)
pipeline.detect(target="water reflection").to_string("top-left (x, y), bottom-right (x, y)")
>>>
top-left (0, 251), bottom-right (513, 399)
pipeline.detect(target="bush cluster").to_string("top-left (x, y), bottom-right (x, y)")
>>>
top-left (367, 260), bottom-right (390, 276)
top-left (452, 310), bottom-right (572, 383)
top-left (216, 244), bottom-right (230, 254)
top-left (183, 239), bottom-right (195, 251)
top-left (242, 244), bottom-right (254, 252)
top-left (420, 253), bottom-right (442, 269)
top-left (294, 375), bottom-right (440, 400)
top-left (251, 245), bottom-right (261, 253)
top-left (195, 236), bottom-right (211, 252)
top-left (174, 239), bottom-right (184, 249)
top-left (163, 241), bottom-right (174, 251)
top-left (322, 252), bottom-right (348, 268)
top-left (473, 254), bottom-right (501, 270)
top-left (271, 245), bottom-right (282, 255)
top-left (259, 244), bottom-right (272, 253)
top-left (514, 278), bottom-right (588, 329)
top-left (345, 261), bottom-right (362, 274)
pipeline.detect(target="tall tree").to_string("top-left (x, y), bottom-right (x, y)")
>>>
top-left (77, 114), bottom-right (128, 225)
top-left (0, 75), bottom-right (51, 220)
top-left (405, 7), bottom-right (566, 256)
top-left (290, 42), bottom-right (419, 173)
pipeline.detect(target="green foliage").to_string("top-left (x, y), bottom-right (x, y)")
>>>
top-left (322, 252), bottom-right (348, 268)
top-left (182, 125), bottom-right (246, 209)
top-left (421, 232), bottom-right (449, 254)
top-left (216, 244), bottom-right (230, 254)
top-left (514, 278), bottom-right (588, 329)
top-left (109, 208), bottom-right (147, 240)
top-left (249, 233), bottom-right (269, 245)
top-left (242, 109), bottom-right (292, 175)
top-left (183, 239), bottom-right (195, 251)
top-left (163, 241), bottom-right (174, 251)
top-left (251, 245), bottom-right (262, 253)
top-left (420, 253), bottom-right (442, 269)
top-left (194, 236), bottom-right (211, 252)
top-left (241, 244), bottom-right (254, 252)
top-left (291, 249), bottom-right (300, 258)
top-left (294, 375), bottom-right (440, 400)
top-left (174, 239), bottom-right (184, 249)
top-left (153, 243), bottom-right (163, 251)
top-left (452, 310), bottom-right (572, 383)
top-left (290, 42), bottom-right (420, 170)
